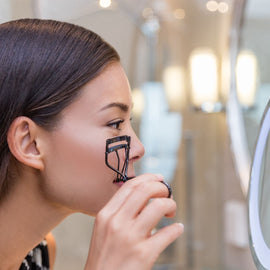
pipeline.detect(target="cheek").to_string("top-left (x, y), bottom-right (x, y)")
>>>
top-left (41, 129), bottom-right (118, 215)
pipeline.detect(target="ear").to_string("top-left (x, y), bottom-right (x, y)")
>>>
top-left (7, 116), bottom-right (45, 171)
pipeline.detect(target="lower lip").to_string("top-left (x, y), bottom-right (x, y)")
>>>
top-left (114, 181), bottom-right (124, 187)
top-left (113, 176), bottom-right (135, 187)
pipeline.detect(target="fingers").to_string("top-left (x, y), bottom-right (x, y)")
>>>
top-left (91, 174), bottom-right (182, 270)
top-left (96, 173), bottom-right (176, 248)
top-left (135, 198), bottom-right (177, 237)
top-left (98, 174), bottom-right (164, 220)
top-left (160, 181), bottom-right (172, 198)
top-left (145, 223), bottom-right (184, 258)
top-left (115, 180), bottom-right (173, 221)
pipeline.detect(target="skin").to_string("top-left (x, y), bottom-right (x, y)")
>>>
top-left (0, 62), bottom-right (183, 270)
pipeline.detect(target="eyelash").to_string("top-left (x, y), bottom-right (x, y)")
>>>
top-left (107, 117), bottom-right (133, 130)
top-left (107, 120), bottom-right (124, 130)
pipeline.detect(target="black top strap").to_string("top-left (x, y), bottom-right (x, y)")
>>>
top-left (19, 240), bottom-right (50, 270)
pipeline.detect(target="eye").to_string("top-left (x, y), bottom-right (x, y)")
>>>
top-left (107, 120), bottom-right (124, 130)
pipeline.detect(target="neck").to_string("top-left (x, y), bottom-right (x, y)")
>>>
top-left (0, 171), bottom-right (73, 270)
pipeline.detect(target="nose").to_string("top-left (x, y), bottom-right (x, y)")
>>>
top-left (129, 130), bottom-right (145, 163)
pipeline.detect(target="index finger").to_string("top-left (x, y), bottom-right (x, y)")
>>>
top-left (99, 173), bottom-right (164, 218)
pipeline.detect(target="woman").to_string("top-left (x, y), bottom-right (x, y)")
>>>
top-left (0, 19), bottom-right (184, 270)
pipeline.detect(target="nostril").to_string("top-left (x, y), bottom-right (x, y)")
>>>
top-left (129, 155), bottom-right (141, 163)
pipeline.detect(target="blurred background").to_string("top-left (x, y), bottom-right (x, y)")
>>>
top-left (1, 0), bottom-right (270, 269)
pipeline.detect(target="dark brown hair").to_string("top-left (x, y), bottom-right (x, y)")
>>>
top-left (0, 19), bottom-right (120, 198)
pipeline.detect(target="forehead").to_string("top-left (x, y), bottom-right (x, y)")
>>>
top-left (81, 62), bottom-right (132, 111)
top-left (62, 63), bottom-right (132, 118)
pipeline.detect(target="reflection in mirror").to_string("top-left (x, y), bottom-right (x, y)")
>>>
top-left (237, 0), bottom-right (270, 158)
top-left (228, 0), bottom-right (270, 197)
top-left (238, 2), bottom-right (270, 267)
top-left (229, 1), bottom-right (270, 268)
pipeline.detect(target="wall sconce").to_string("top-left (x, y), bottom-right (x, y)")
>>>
top-left (236, 50), bottom-right (258, 108)
top-left (162, 65), bottom-right (186, 111)
top-left (99, 0), bottom-right (112, 9)
top-left (131, 88), bottom-right (145, 118)
top-left (189, 48), bottom-right (222, 112)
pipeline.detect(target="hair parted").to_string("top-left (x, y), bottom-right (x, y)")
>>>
top-left (0, 18), bottom-right (120, 198)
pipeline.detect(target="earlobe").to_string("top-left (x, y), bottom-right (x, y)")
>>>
top-left (7, 116), bottom-right (45, 171)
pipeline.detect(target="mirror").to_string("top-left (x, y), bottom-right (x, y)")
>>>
top-left (237, 0), bottom-right (270, 157)
top-left (227, 0), bottom-right (270, 196)
top-left (249, 100), bottom-right (270, 270)
top-left (228, 0), bottom-right (270, 268)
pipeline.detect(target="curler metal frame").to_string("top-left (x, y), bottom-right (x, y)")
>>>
top-left (105, 135), bottom-right (132, 182)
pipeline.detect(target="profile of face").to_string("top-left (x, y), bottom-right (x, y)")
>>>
top-left (39, 63), bottom-right (145, 216)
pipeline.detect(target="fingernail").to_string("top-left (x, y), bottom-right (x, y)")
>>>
top-left (154, 174), bottom-right (164, 180)
top-left (178, 223), bottom-right (184, 232)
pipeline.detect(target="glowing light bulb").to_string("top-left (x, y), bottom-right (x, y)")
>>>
top-left (99, 0), bottom-right (112, 9)
top-left (174, 9), bottom-right (185, 20)
top-left (189, 49), bottom-right (218, 107)
top-left (132, 88), bottom-right (145, 117)
top-left (142, 7), bottom-right (154, 18)
top-left (236, 50), bottom-right (258, 107)
top-left (218, 2), bottom-right (229, 13)
top-left (206, 1), bottom-right (218, 12)
top-left (163, 66), bottom-right (185, 110)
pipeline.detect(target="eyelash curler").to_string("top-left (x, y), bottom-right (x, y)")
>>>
top-left (105, 135), bottom-right (133, 182)
top-left (105, 135), bottom-right (172, 197)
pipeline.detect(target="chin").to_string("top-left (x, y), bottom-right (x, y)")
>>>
top-left (71, 179), bottom-right (121, 216)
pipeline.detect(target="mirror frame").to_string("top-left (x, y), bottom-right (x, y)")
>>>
top-left (249, 100), bottom-right (270, 270)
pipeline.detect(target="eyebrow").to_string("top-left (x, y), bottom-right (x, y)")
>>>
top-left (99, 102), bottom-right (129, 112)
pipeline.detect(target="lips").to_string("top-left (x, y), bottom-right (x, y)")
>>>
top-left (113, 175), bottom-right (135, 184)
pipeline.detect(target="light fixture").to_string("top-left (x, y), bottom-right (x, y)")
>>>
top-left (173, 9), bottom-right (185, 20)
top-left (206, 1), bottom-right (229, 14)
top-left (162, 65), bottom-right (186, 110)
top-left (206, 1), bottom-right (218, 12)
top-left (99, 0), bottom-right (112, 9)
top-left (189, 48), bottom-right (220, 111)
top-left (132, 88), bottom-right (145, 118)
top-left (218, 2), bottom-right (229, 13)
top-left (142, 7), bottom-right (154, 19)
top-left (236, 50), bottom-right (258, 108)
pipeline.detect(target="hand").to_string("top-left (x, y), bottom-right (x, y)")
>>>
top-left (84, 174), bottom-right (184, 270)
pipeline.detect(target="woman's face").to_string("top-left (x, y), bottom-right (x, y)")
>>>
top-left (40, 63), bottom-right (145, 216)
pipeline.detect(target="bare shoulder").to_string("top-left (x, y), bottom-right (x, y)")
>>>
top-left (45, 232), bottom-right (56, 270)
